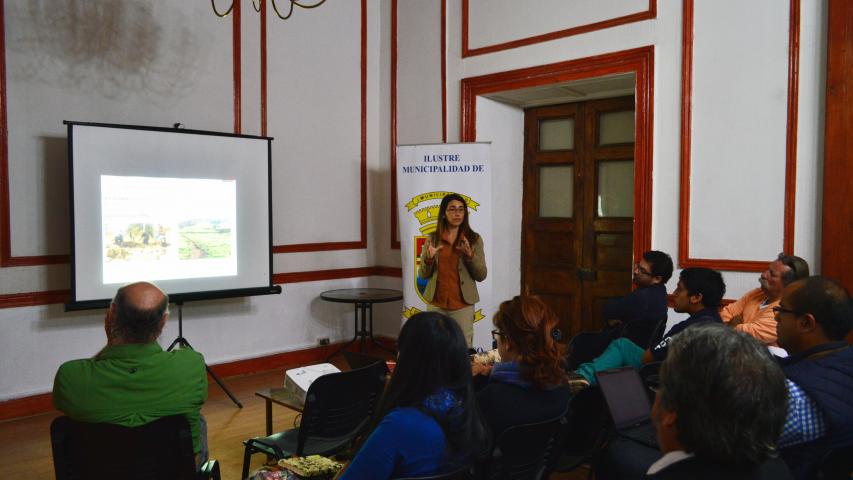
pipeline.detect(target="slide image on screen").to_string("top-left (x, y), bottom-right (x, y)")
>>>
top-left (101, 175), bottom-right (237, 284)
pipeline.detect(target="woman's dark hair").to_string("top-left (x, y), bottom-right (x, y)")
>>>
top-left (433, 193), bottom-right (480, 248)
top-left (659, 323), bottom-right (787, 469)
top-left (492, 296), bottom-right (567, 389)
top-left (369, 311), bottom-right (488, 458)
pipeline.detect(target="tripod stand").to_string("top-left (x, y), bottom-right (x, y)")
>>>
top-left (167, 301), bottom-right (242, 408)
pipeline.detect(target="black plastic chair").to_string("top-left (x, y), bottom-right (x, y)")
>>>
top-left (393, 464), bottom-right (473, 480)
top-left (482, 410), bottom-right (568, 480)
top-left (638, 361), bottom-right (662, 399)
top-left (551, 385), bottom-right (610, 478)
top-left (241, 361), bottom-right (388, 479)
top-left (566, 332), bottom-right (612, 370)
top-left (816, 445), bottom-right (853, 479)
top-left (51, 414), bottom-right (220, 480)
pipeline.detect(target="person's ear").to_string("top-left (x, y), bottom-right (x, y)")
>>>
top-left (105, 303), bottom-right (117, 336)
top-left (661, 409), bottom-right (678, 428)
top-left (689, 292), bottom-right (704, 306)
top-left (157, 313), bottom-right (168, 335)
top-left (799, 313), bottom-right (818, 333)
top-left (650, 275), bottom-right (663, 285)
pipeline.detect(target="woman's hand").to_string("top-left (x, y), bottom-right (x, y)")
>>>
top-left (425, 237), bottom-right (444, 259)
top-left (471, 362), bottom-right (492, 377)
top-left (456, 236), bottom-right (473, 258)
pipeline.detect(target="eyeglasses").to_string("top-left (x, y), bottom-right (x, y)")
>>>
top-left (634, 263), bottom-right (652, 276)
top-left (772, 306), bottom-right (800, 316)
top-left (491, 329), bottom-right (505, 342)
top-left (446, 207), bottom-right (466, 214)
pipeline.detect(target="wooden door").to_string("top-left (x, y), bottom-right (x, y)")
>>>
top-left (522, 96), bottom-right (636, 336)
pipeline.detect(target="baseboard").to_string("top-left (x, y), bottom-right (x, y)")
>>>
top-left (0, 335), bottom-right (398, 422)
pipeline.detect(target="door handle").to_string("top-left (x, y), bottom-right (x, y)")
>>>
top-left (577, 268), bottom-right (596, 281)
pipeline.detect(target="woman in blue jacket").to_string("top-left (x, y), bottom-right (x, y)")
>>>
top-left (341, 311), bottom-right (488, 479)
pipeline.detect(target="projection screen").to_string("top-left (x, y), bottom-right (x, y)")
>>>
top-left (66, 122), bottom-right (277, 309)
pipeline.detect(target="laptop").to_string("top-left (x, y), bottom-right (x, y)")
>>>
top-left (342, 351), bottom-right (388, 372)
top-left (595, 367), bottom-right (660, 449)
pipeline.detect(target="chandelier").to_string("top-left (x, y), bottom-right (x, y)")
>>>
top-left (211, 0), bottom-right (327, 20)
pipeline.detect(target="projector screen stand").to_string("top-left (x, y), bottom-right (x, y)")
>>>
top-left (167, 301), bottom-right (243, 408)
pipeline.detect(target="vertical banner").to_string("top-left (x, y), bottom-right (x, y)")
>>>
top-left (396, 143), bottom-right (493, 349)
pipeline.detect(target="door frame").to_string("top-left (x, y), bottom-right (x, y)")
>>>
top-left (460, 46), bottom-right (654, 264)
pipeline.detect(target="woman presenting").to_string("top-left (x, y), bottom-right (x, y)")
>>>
top-left (418, 193), bottom-right (486, 347)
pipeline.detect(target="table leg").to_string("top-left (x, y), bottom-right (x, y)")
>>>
top-left (265, 398), bottom-right (273, 436)
top-left (359, 302), bottom-right (368, 353)
top-left (367, 301), bottom-right (396, 353)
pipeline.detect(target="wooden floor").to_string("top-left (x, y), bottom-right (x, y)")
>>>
top-left (0, 365), bottom-right (591, 479)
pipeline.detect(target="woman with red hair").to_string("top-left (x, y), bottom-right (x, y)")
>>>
top-left (476, 295), bottom-right (571, 437)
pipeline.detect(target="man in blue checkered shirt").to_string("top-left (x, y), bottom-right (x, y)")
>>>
top-left (774, 276), bottom-right (853, 478)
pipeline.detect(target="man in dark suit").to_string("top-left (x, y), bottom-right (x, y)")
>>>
top-left (645, 323), bottom-right (792, 479)
top-left (603, 250), bottom-right (673, 347)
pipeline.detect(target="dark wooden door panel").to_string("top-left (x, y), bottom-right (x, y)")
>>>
top-left (522, 96), bottom-right (635, 337)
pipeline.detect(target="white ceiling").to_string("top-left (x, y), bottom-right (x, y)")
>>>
top-left (483, 72), bottom-right (635, 108)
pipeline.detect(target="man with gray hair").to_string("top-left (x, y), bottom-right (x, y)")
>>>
top-left (646, 323), bottom-right (792, 478)
top-left (721, 253), bottom-right (809, 345)
top-left (53, 282), bottom-right (208, 462)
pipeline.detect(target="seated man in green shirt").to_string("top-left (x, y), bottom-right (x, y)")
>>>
top-left (53, 282), bottom-right (209, 464)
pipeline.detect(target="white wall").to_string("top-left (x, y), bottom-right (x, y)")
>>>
top-left (0, 0), bottom-right (405, 402)
top-left (0, 0), bottom-right (829, 402)
top-left (401, 0), bottom-right (824, 301)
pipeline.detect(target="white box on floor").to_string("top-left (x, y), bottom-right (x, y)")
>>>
top-left (284, 363), bottom-right (340, 403)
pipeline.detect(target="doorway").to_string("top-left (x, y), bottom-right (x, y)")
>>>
top-left (460, 47), bottom-right (654, 337)
top-left (522, 96), bottom-right (636, 336)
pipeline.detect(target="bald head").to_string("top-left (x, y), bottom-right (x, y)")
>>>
top-left (110, 282), bottom-right (169, 344)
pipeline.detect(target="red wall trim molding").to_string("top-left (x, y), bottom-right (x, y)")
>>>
top-left (0, 335), bottom-right (398, 421)
top-left (459, 46), bottom-right (654, 263)
top-left (0, 0), bottom-right (244, 268)
top-left (440, 0), bottom-right (447, 143)
top-left (821, 0), bottom-right (853, 296)
top-left (390, 0), bottom-right (400, 250)
top-left (233, 0), bottom-right (242, 134)
top-left (0, 289), bottom-right (71, 309)
top-left (265, 0), bottom-right (368, 254)
top-left (461, 0), bottom-right (656, 58)
top-left (272, 265), bottom-right (402, 284)
top-left (678, 0), bottom-right (800, 272)
top-left (0, 266), bottom-right (402, 308)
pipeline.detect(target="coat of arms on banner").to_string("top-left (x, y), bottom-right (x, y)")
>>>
top-left (402, 191), bottom-right (486, 323)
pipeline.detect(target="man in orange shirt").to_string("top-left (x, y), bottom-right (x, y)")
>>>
top-left (721, 253), bottom-right (809, 345)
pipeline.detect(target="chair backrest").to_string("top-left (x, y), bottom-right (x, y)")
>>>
top-left (296, 360), bottom-right (388, 455)
top-left (343, 351), bottom-right (388, 372)
top-left (485, 412), bottom-right (567, 480)
top-left (816, 445), bottom-right (853, 479)
top-left (557, 385), bottom-right (610, 461)
top-left (638, 361), bottom-right (662, 399)
top-left (51, 414), bottom-right (198, 480)
top-left (566, 332), bottom-right (612, 370)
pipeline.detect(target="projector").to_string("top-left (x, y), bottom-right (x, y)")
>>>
top-left (284, 363), bottom-right (341, 403)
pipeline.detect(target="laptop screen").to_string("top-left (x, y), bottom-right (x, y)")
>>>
top-left (596, 367), bottom-right (652, 429)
